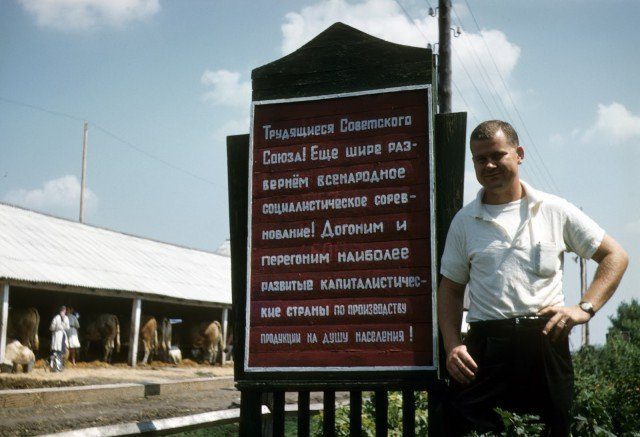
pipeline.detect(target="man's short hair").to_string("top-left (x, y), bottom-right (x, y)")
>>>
top-left (470, 120), bottom-right (519, 147)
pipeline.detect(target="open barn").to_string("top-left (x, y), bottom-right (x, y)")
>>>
top-left (0, 202), bottom-right (232, 367)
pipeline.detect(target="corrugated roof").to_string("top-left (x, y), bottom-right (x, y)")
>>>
top-left (0, 203), bottom-right (231, 306)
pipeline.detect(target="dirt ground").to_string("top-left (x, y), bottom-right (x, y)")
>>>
top-left (0, 362), bottom-right (340, 436)
top-left (0, 359), bottom-right (233, 390)
top-left (0, 361), bottom-right (238, 436)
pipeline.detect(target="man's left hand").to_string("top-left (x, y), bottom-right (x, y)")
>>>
top-left (538, 305), bottom-right (591, 341)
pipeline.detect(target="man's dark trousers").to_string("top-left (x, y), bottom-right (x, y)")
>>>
top-left (446, 317), bottom-right (574, 436)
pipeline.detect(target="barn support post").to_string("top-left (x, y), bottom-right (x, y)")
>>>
top-left (128, 298), bottom-right (142, 367)
top-left (221, 307), bottom-right (228, 365)
top-left (0, 283), bottom-right (9, 363)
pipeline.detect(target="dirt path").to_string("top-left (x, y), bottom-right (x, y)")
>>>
top-left (0, 362), bottom-right (237, 435)
top-left (0, 360), bottom-right (233, 390)
top-left (0, 363), bottom-right (341, 436)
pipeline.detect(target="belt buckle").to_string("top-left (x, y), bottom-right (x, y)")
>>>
top-left (514, 314), bottom-right (540, 325)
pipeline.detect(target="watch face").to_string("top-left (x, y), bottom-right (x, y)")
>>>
top-left (580, 302), bottom-right (594, 315)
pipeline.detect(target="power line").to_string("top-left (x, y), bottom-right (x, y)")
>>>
top-left (462, 0), bottom-right (562, 195)
top-left (92, 123), bottom-right (218, 186)
top-left (450, 9), bottom-right (509, 120)
top-left (447, 6), bottom-right (551, 193)
top-left (0, 97), bottom-right (84, 123)
top-left (413, 0), bottom-right (495, 117)
top-left (392, 0), bottom-right (479, 124)
top-left (448, 38), bottom-right (495, 118)
top-left (395, 0), bottom-right (551, 191)
top-left (0, 96), bottom-right (218, 187)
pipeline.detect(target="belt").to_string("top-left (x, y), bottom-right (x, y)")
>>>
top-left (469, 315), bottom-right (550, 331)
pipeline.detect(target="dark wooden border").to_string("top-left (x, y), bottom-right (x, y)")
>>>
top-left (229, 23), bottom-right (466, 389)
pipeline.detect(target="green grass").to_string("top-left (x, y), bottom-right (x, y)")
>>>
top-left (169, 416), bottom-right (298, 436)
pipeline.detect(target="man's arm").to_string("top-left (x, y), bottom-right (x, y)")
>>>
top-left (438, 276), bottom-right (477, 384)
top-left (539, 234), bottom-right (629, 339)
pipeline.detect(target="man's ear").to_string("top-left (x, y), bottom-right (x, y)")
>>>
top-left (516, 146), bottom-right (525, 164)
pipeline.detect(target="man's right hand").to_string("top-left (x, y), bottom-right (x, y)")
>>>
top-left (446, 344), bottom-right (478, 385)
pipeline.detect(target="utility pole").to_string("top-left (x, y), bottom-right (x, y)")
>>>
top-left (580, 257), bottom-right (589, 346)
top-left (438, 0), bottom-right (452, 113)
top-left (79, 121), bottom-right (88, 223)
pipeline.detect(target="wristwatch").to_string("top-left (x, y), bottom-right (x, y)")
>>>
top-left (579, 301), bottom-right (596, 317)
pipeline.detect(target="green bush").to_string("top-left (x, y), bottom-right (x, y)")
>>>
top-left (311, 391), bottom-right (428, 436)
top-left (608, 298), bottom-right (640, 347)
top-left (570, 299), bottom-right (640, 435)
top-left (573, 339), bottom-right (640, 435)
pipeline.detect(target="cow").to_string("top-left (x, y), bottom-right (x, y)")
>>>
top-left (7, 307), bottom-right (40, 352)
top-left (2, 340), bottom-right (35, 373)
top-left (159, 317), bottom-right (172, 362)
top-left (189, 321), bottom-right (225, 365)
top-left (84, 314), bottom-right (120, 363)
top-left (168, 346), bottom-right (182, 364)
top-left (138, 316), bottom-right (158, 365)
top-left (122, 316), bottom-right (159, 365)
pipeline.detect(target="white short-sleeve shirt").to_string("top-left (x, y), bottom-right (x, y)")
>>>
top-left (440, 181), bottom-right (605, 322)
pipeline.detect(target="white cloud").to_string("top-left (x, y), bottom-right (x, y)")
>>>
top-left (453, 30), bottom-right (520, 107)
top-left (3, 175), bottom-right (97, 218)
top-left (582, 102), bottom-right (640, 144)
top-left (280, 0), bottom-right (520, 118)
top-left (213, 116), bottom-right (251, 139)
top-left (18, 0), bottom-right (160, 31)
top-left (281, 0), bottom-right (438, 55)
top-left (201, 70), bottom-right (251, 109)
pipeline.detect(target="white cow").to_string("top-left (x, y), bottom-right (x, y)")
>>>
top-left (2, 340), bottom-right (35, 373)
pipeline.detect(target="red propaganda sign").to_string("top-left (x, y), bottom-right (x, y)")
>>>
top-left (245, 86), bottom-right (436, 373)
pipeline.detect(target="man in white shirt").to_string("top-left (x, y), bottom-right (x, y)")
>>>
top-left (439, 120), bottom-right (628, 436)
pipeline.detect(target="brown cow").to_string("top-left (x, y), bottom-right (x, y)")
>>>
top-left (84, 314), bottom-right (120, 363)
top-left (138, 316), bottom-right (158, 365)
top-left (189, 321), bottom-right (224, 364)
top-left (123, 316), bottom-right (158, 365)
top-left (7, 307), bottom-right (40, 352)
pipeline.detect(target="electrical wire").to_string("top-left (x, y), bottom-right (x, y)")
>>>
top-left (462, 0), bottom-right (562, 195)
top-left (447, 5), bottom-right (552, 193)
top-left (417, 0), bottom-right (557, 193)
top-left (0, 96), bottom-right (218, 187)
top-left (392, 0), bottom-right (479, 124)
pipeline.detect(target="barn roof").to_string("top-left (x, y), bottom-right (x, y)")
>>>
top-left (0, 203), bottom-right (231, 307)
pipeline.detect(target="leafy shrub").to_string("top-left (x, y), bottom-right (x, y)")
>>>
top-left (465, 409), bottom-right (545, 436)
top-left (311, 391), bottom-right (428, 436)
top-left (570, 300), bottom-right (640, 435)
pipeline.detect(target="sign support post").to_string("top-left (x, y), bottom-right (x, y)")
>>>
top-left (227, 22), bottom-right (467, 435)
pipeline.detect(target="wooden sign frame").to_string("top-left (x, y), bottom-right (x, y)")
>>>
top-left (243, 85), bottom-right (438, 381)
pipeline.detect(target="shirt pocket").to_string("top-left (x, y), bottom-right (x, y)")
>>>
top-left (535, 241), bottom-right (560, 277)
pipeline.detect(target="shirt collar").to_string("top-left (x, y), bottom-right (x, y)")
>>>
top-left (471, 180), bottom-right (544, 220)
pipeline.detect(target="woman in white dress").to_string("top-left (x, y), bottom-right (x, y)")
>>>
top-left (66, 306), bottom-right (80, 365)
top-left (49, 306), bottom-right (69, 372)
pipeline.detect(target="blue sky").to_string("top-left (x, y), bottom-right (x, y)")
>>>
top-left (1, 0), bottom-right (638, 345)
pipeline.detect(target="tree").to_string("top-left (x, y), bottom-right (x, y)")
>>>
top-left (607, 298), bottom-right (640, 346)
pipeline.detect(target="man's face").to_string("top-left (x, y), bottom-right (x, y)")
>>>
top-left (470, 130), bottom-right (524, 192)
